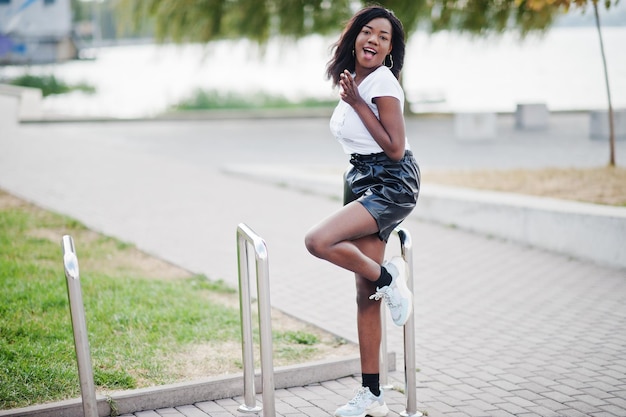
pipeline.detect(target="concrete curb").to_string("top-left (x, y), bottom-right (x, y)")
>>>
top-left (0, 354), bottom-right (395, 417)
top-left (415, 184), bottom-right (626, 269)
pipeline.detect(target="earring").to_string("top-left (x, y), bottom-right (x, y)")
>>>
top-left (352, 49), bottom-right (355, 57)
top-left (386, 54), bottom-right (394, 69)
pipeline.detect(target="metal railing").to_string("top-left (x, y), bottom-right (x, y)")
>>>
top-left (236, 223), bottom-right (276, 415)
top-left (61, 235), bottom-right (99, 417)
top-left (380, 227), bottom-right (421, 417)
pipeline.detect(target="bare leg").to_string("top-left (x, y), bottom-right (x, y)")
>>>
top-left (353, 234), bottom-right (386, 374)
top-left (305, 200), bottom-right (387, 373)
top-left (304, 201), bottom-right (382, 281)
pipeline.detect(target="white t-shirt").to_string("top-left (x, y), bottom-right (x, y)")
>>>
top-left (329, 65), bottom-right (409, 155)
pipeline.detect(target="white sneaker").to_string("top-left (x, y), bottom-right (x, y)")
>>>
top-left (334, 386), bottom-right (389, 417)
top-left (370, 256), bottom-right (413, 327)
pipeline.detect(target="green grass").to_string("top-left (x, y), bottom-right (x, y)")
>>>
top-left (0, 191), bottom-right (339, 410)
top-left (9, 74), bottom-right (96, 97)
top-left (174, 89), bottom-right (336, 111)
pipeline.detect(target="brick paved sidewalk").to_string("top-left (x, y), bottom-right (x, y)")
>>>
top-left (107, 193), bottom-right (626, 417)
top-left (119, 375), bottom-right (416, 417)
top-left (115, 218), bottom-right (626, 417)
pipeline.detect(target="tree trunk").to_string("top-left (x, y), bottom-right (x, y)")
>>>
top-left (593, 1), bottom-right (616, 166)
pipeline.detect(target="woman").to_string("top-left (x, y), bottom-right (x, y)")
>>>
top-left (304, 5), bottom-right (420, 417)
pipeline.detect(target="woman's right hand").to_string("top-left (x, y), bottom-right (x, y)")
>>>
top-left (339, 70), bottom-right (363, 108)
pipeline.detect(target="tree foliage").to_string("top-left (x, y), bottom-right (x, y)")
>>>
top-left (117, 0), bottom-right (354, 43)
top-left (521, 0), bottom-right (618, 12)
top-left (115, 0), bottom-right (620, 44)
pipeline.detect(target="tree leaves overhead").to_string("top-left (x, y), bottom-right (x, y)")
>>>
top-left (427, 0), bottom-right (558, 37)
top-left (117, 0), bottom-right (353, 43)
top-left (116, 0), bottom-right (619, 43)
top-left (521, 0), bottom-right (615, 12)
top-left (273, 0), bottom-right (354, 36)
top-left (374, 0), bottom-right (431, 37)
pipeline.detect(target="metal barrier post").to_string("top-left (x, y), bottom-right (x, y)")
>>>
top-left (379, 228), bottom-right (421, 417)
top-left (236, 223), bottom-right (276, 415)
top-left (398, 228), bottom-right (420, 417)
top-left (62, 235), bottom-right (99, 417)
top-left (379, 308), bottom-right (393, 389)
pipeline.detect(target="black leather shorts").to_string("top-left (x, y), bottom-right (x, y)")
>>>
top-left (343, 150), bottom-right (420, 242)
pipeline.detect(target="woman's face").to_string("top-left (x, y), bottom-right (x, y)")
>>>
top-left (353, 17), bottom-right (393, 71)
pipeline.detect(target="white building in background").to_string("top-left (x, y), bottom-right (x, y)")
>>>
top-left (0, 0), bottom-right (77, 64)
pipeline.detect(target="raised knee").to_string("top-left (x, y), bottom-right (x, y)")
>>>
top-left (304, 232), bottom-right (324, 258)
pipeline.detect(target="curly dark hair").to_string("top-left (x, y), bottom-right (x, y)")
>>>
top-left (326, 5), bottom-right (405, 87)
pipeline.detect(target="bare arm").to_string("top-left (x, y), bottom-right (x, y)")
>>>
top-left (339, 70), bottom-right (406, 161)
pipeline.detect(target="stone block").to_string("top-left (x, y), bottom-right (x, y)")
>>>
top-left (0, 84), bottom-right (43, 121)
top-left (589, 109), bottom-right (626, 140)
top-left (0, 94), bottom-right (19, 133)
top-left (515, 103), bottom-right (549, 130)
top-left (454, 112), bottom-right (497, 140)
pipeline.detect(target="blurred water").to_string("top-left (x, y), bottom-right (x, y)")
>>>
top-left (404, 27), bottom-right (626, 113)
top-left (1, 27), bottom-right (624, 118)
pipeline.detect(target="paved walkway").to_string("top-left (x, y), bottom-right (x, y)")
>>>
top-left (1, 113), bottom-right (625, 417)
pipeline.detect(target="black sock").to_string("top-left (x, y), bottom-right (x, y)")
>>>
top-left (374, 266), bottom-right (392, 288)
top-left (362, 373), bottom-right (381, 396)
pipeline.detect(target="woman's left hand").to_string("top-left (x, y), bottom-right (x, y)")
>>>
top-left (339, 70), bottom-right (363, 107)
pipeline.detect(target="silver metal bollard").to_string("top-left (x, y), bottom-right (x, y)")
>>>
top-left (398, 228), bottom-right (420, 417)
top-left (379, 308), bottom-right (393, 390)
top-left (236, 223), bottom-right (276, 415)
top-left (62, 235), bottom-right (99, 417)
top-left (379, 228), bottom-right (421, 417)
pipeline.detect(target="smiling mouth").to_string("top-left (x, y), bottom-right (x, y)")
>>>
top-left (363, 48), bottom-right (377, 57)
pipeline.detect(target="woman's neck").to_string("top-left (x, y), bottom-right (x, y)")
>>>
top-left (354, 64), bottom-right (382, 86)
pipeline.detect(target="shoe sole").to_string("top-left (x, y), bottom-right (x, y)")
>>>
top-left (335, 403), bottom-right (390, 417)
top-left (368, 403), bottom-right (390, 416)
